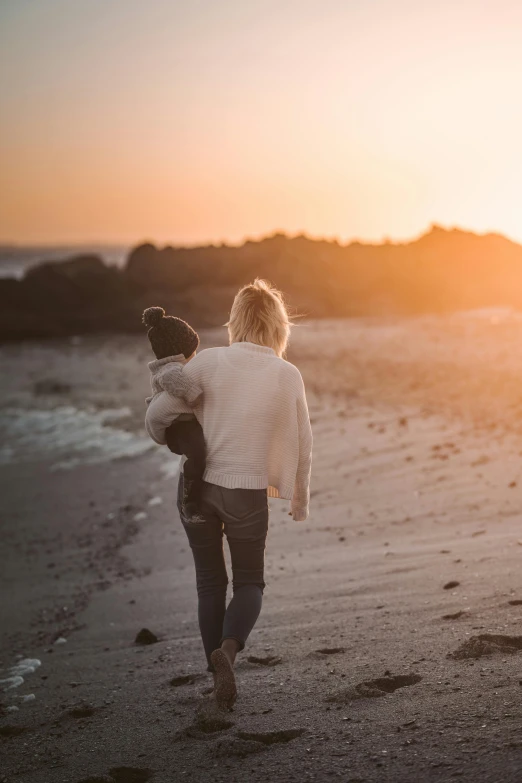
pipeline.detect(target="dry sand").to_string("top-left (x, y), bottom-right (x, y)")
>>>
top-left (1, 313), bottom-right (522, 782)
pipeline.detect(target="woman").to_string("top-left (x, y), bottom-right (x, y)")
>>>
top-left (146, 279), bottom-right (312, 708)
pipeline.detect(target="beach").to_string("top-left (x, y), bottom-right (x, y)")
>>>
top-left (2, 315), bottom-right (522, 783)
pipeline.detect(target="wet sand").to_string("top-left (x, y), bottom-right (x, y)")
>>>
top-left (1, 314), bottom-right (522, 783)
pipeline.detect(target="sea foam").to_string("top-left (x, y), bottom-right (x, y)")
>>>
top-left (0, 406), bottom-right (153, 468)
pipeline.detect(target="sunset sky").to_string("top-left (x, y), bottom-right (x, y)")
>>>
top-left (2, 0), bottom-right (522, 246)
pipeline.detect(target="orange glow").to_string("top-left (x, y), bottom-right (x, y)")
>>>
top-left (2, 1), bottom-right (522, 245)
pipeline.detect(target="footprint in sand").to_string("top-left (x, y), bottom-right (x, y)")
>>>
top-left (66, 704), bottom-right (97, 719)
top-left (78, 772), bottom-right (153, 783)
top-left (442, 610), bottom-right (469, 620)
top-left (176, 709), bottom-right (234, 741)
top-left (213, 728), bottom-right (305, 758)
top-left (109, 768), bottom-right (154, 783)
top-left (327, 673), bottom-right (422, 701)
top-left (316, 647), bottom-right (345, 655)
top-left (77, 777), bottom-right (113, 783)
top-left (238, 728), bottom-right (305, 744)
top-left (169, 673), bottom-right (204, 687)
top-left (247, 654), bottom-right (282, 667)
top-left (0, 725), bottom-right (27, 737)
top-left (448, 634), bottom-right (522, 660)
top-left (213, 738), bottom-right (266, 758)
top-left (308, 647), bottom-right (345, 660)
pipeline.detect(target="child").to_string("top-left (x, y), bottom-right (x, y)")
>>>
top-left (143, 306), bottom-right (206, 524)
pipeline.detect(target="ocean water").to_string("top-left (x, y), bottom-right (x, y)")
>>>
top-left (0, 405), bottom-right (154, 469)
top-left (0, 658), bottom-right (41, 709)
top-left (0, 245), bottom-right (128, 279)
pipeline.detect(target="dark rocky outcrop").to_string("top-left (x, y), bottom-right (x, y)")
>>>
top-left (3, 225), bottom-right (522, 341)
top-left (0, 255), bottom-right (141, 340)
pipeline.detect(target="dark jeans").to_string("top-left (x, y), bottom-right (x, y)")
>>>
top-left (167, 417), bottom-right (206, 509)
top-left (177, 475), bottom-right (269, 671)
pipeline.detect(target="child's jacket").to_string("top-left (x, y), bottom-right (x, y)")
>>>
top-left (145, 354), bottom-right (193, 444)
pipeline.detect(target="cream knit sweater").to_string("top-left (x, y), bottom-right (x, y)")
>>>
top-left (145, 342), bottom-right (313, 521)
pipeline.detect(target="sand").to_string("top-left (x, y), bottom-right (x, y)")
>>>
top-left (1, 313), bottom-right (522, 782)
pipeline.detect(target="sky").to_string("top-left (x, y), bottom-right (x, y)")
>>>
top-left (2, 0), bottom-right (522, 246)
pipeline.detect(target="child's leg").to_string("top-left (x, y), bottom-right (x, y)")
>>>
top-left (167, 419), bottom-right (206, 513)
top-left (165, 419), bottom-right (184, 455)
top-left (181, 423), bottom-right (206, 512)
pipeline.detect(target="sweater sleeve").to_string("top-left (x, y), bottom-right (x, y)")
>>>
top-left (291, 371), bottom-right (313, 521)
top-left (145, 391), bottom-right (182, 445)
top-left (161, 350), bottom-right (214, 405)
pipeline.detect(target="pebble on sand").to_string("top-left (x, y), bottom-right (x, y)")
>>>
top-left (443, 581), bottom-right (460, 590)
top-left (134, 628), bottom-right (158, 645)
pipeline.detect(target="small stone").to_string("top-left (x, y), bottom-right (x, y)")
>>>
top-left (135, 628), bottom-right (158, 645)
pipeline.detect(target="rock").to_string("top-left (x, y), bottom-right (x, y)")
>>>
top-left (34, 379), bottom-right (72, 395)
top-left (443, 581), bottom-right (460, 590)
top-left (125, 243), bottom-right (158, 285)
top-left (0, 254), bottom-right (141, 341)
top-left (8, 227), bottom-right (522, 341)
top-left (134, 628), bottom-right (158, 645)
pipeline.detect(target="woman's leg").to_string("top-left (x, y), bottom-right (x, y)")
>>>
top-left (219, 488), bottom-right (269, 656)
top-left (177, 475), bottom-right (228, 670)
top-left (208, 487), bottom-right (268, 708)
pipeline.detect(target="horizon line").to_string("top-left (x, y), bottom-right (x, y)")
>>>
top-left (0, 222), bottom-right (517, 251)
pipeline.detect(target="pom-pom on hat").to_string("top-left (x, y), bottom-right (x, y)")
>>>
top-left (142, 306), bottom-right (199, 360)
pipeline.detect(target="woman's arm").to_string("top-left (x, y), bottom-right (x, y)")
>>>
top-left (291, 373), bottom-right (313, 521)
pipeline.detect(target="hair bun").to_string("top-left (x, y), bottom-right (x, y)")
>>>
top-left (142, 306), bottom-right (165, 328)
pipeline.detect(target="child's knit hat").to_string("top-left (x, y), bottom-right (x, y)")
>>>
top-left (142, 307), bottom-right (199, 360)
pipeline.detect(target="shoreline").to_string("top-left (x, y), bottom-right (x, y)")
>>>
top-left (2, 319), bottom-right (522, 782)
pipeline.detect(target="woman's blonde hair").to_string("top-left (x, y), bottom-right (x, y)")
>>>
top-left (227, 279), bottom-right (292, 357)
